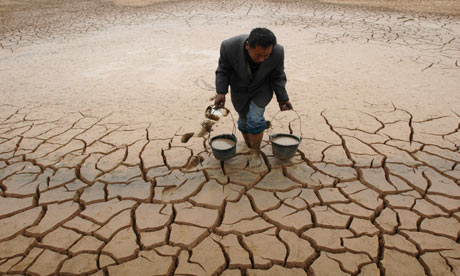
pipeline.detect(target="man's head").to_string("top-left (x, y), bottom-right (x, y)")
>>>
top-left (245, 28), bottom-right (277, 64)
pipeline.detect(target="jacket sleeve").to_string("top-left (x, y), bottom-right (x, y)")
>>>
top-left (270, 46), bottom-right (289, 102)
top-left (215, 41), bottom-right (231, 94)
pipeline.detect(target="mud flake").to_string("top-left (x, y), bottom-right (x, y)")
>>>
top-left (395, 209), bottom-right (420, 230)
top-left (358, 263), bottom-right (380, 275)
top-left (303, 228), bottom-right (353, 251)
top-left (322, 145), bottom-right (353, 166)
top-left (175, 202), bottom-right (219, 228)
top-left (8, 247), bottom-right (44, 274)
top-left (382, 249), bottom-right (425, 276)
top-left (26, 249), bottom-right (67, 276)
top-left (80, 198), bottom-right (135, 224)
top-left (348, 188), bottom-right (382, 209)
top-left (101, 227), bottom-right (138, 262)
top-left (164, 147), bottom-right (192, 168)
top-left (101, 128), bottom-right (145, 147)
top-left (425, 167), bottom-right (460, 197)
top-left (95, 209), bottom-right (131, 240)
top-left (28, 202), bottom-right (80, 236)
top-left (0, 197), bottom-right (33, 217)
top-left (156, 171), bottom-right (206, 202)
top-left (63, 216), bottom-right (100, 234)
top-left (297, 188), bottom-right (321, 206)
top-left (318, 188), bottom-right (349, 204)
top-left (189, 180), bottom-right (241, 208)
top-left (0, 256), bottom-right (22, 274)
top-left (343, 135), bottom-right (379, 155)
top-left (310, 254), bottom-right (349, 276)
top-left (96, 148), bottom-right (125, 172)
top-left (80, 182), bottom-right (105, 203)
top-left (383, 234), bottom-right (418, 256)
top-left (107, 178), bottom-right (151, 200)
top-left (343, 235), bottom-right (379, 260)
top-left (60, 253), bottom-right (98, 275)
top-left (124, 140), bottom-right (146, 166)
top-left (0, 234), bottom-right (35, 259)
top-left (360, 168), bottom-right (396, 193)
top-left (140, 228), bottom-right (167, 248)
top-left (41, 227), bottom-right (82, 251)
top-left (312, 206), bottom-right (350, 228)
top-left (421, 252), bottom-right (457, 276)
top-left (98, 165), bottom-right (142, 183)
top-left (284, 162), bottom-right (316, 185)
top-left (169, 224), bottom-right (207, 248)
top-left (244, 229), bottom-right (286, 266)
top-left (379, 120), bottom-right (411, 141)
top-left (334, 202), bottom-right (375, 219)
top-left (248, 265), bottom-right (308, 275)
top-left (385, 191), bottom-right (420, 208)
top-left (216, 234), bottom-right (251, 268)
top-left (279, 230), bottom-right (315, 266)
top-left (222, 195), bottom-right (259, 225)
top-left (80, 154), bottom-right (104, 183)
top-left (227, 169), bottom-right (262, 187)
top-left (420, 216), bottom-right (460, 239)
top-left (107, 250), bottom-right (172, 276)
top-left (3, 173), bottom-right (41, 196)
top-left (315, 163), bottom-right (356, 181)
top-left (174, 250), bottom-right (206, 275)
top-left (427, 194), bottom-right (460, 211)
top-left (99, 254), bottom-right (116, 268)
top-left (412, 199), bottom-right (447, 217)
top-left (141, 140), bottom-right (169, 168)
top-left (39, 187), bottom-right (76, 204)
top-left (135, 203), bottom-right (171, 231)
top-left (400, 230), bottom-right (460, 251)
top-left (375, 207), bottom-right (398, 233)
top-left (373, 144), bottom-right (421, 166)
top-left (327, 252), bottom-right (372, 274)
top-left (69, 236), bottom-right (104, 254)
top-left (416, 150), bottom-right (455, 171)
top-left (265, 204), bottom-right (313, 232)
top-left (190, 236), bottom-right (226, 275)
top-left (246, 189), bottom-right (281, 211)
top-left (349, 218), bottom-right (379, 235)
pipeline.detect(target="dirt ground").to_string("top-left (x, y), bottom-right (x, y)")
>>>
top-left (1, 0), bottom-right (460, 275)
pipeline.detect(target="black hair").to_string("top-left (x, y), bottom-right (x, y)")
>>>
top-left (247, 28), bottom-right (277, 49)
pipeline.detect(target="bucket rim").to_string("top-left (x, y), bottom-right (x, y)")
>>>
top-left (210, 134), bottom-right (237, 150)
top-left (269, 133), bottom-right (301, 145)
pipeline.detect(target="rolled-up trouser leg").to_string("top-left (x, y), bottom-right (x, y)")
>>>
top-left (237, 101), bottom-right (266, 134)
top-left (238, 101), bottom-right (266, 150)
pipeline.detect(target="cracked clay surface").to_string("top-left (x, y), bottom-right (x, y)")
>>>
top-left (1, 0), bottom-right (460, 275)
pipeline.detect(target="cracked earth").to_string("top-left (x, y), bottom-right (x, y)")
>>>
top-left (1, 0), bottom-right (460, 275)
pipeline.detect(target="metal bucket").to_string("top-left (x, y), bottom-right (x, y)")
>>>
top-left (268, 110), bottom-right (303, 159)
top-left (210, 134), bottom-right (237, 161)
top-left (269, 133), bottom-right (301, 159)
top-left (208, 106), bottom-right (237, 161)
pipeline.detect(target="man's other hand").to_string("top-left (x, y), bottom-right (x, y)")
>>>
top-left (214, 93), bottom-right (226, 109)
top-left (278, 101), bottom-right (293, 111)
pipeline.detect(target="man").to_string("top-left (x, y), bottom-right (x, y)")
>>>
top-left (214, 27), bottom-right (293, 155)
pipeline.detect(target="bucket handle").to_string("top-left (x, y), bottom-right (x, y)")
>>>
top-left (268, 109), bottom-right (303, 139)
top-left (209, 106), bottom-right (237, 136)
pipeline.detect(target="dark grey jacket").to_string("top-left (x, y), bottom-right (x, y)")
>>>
top-left (215, 34), bottom-right (289, 113)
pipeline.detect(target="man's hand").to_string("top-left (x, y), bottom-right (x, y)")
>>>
top-left (214, 93), bottom-right (226, 109)
top-left (278, 101), bottom-right (293, 111)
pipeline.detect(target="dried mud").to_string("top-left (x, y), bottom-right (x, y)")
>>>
top-left (1, 0), bottom-right (460, 275)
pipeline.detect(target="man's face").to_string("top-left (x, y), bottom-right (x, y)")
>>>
top-left (245, 41), bottom-right (273, 63)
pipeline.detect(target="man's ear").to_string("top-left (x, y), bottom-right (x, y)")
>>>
top-left (245, 41), bottom-right (249, 50)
